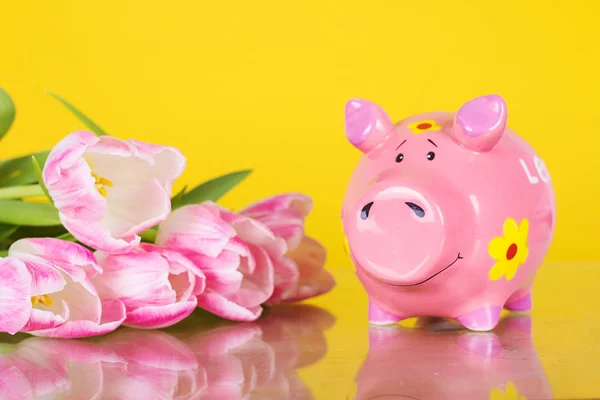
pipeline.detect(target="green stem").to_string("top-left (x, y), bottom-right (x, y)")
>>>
top-left (0, 184), bottom-right (44, 200)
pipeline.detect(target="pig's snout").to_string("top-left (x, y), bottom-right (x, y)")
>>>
top-left (346, 180), bottom-right (461, 286)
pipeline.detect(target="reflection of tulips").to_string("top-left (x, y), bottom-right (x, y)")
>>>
top-left (354, 316), bottom-right (553, 400)
top-left (0, 305), bottom-right (334, 399)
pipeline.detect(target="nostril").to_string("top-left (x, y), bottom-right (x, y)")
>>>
top-left (360, 202), bottom-right (374, 220)
top-left (405, 202), bottom-right (425, 218)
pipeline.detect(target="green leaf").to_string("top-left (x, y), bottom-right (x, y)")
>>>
top-left (0, 150), bottom-right (50, 187)
top-left (32, 156), bottom-right (53, 204)
top-left (0, 184), bottom-right (44, 200)
top-left (0, 89), bottom-right (16, 142)
top-left (0, 201), bottom-right (61, 226)
top-left (9, 225), bottom-right (67, 241)
top-left (46, 90), bottom-right (108, 136)
top-left (0, 223), bottom-right (18, 242)
top-left (170, 185), bottom-right (188, 208)
top-left (55, 232), bottom-right (76, 242)
top-left (140, 228), bottom-right (157, 243)
top-left (177, 170), bottom-right (252, 208)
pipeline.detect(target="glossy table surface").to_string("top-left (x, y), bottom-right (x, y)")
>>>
top-left (1, 262), bottom-right (598, 399)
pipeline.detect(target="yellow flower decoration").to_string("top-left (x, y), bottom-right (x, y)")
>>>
top-left (489, 382), bottom-right (527, 400)
top-left (488, 218), bottom-right (529, 281)
top-left (407, 119), bottom-right (442, 134)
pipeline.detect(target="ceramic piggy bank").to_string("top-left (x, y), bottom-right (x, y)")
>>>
top-left (341, 94), bottom-right (555, 331)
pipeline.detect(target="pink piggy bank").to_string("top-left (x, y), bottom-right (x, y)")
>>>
top-left (341, 94), bottom-right (555, 331)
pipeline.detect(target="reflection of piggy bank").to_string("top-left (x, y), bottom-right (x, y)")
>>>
top-left (354, 316), bottom-right (553, 399)
top-left (341, 95), bottom-right (556, 331)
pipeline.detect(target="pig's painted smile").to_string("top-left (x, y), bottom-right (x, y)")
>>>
top-left (385, 252), bottom-right (463, 287)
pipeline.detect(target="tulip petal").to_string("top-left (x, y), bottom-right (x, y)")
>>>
top-left (21, 301), bottom-right (69, 332)
top-left (208, 203), bottom-right (278, 244)
top-left (129, 140), bottom-right (187, 197)
top-left (196, 292), bottom-right (264, 322)
top-left (85, 138), bottom-right (186, 197)
top-left (266, 257), bottom-right (300, 304)
top-left (240, 193), bottom-right (312, 250)
top-left (10, 255), bottom-right (66, 297)
top-left (10, 238), bottom-right (100, 281)
top-left (124, 297), bottom-right (198, 329)
top-left (238, 246), bottom-right (275, 306)
top-left (279, 269), bottom-right (336, 303)
top-left (104, 179), bottom-right (171, 238)
top-left (156, 204), bottom-right (236, 257)
top-left (93, 251), bottom-right (175, 308)
top-left (137, 244), bottom-right (205, 300)
top-left (61, 214), bottom-right (140, 254)
top-left (203, 268), bottom-right (244, 296)
top-left (139, 243), bottom-right (205, 278)
top-left (240, 193), bottom-right (312, 219)
top-left (29, 299), bottom-right (126, 338)
top-left (0, 258), bottom-right (32, 335)
top-left (42, 130), bottom-right (107, 223)
top-left (196, 246), bottom-right (274, 322)
top-left (276, 236), bottom-right (334, 303)
top-left (49, 276), bottom-right (101, 323)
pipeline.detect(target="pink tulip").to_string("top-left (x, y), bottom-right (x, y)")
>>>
top-left (0, 257), bottom-right (33, 335)
top-left (240, 194), bottom-right (335, 304)
top-left (156, 202), bottom-right (278, 321)
top-left (6, 238), bottom-right (126, 338)
top-left (42, 130), bottom-right (186, 253)
top-left (92, 243), bottom-right (205, 329)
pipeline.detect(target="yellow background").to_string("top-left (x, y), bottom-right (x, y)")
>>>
top-left (1, 0), bottom-right (598, 265)
top-left (1, 1), bottom-right (599, 398)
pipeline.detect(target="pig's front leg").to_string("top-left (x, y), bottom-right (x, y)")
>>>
top-left (368, 301), bottom-right (405, 325)
top-left (456, 306), bottom-right (502, 332)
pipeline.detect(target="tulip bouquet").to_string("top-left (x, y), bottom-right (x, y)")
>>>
top-left (0, 88), bottom-right (334, 338)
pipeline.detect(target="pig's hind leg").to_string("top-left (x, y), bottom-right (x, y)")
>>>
top-left (504, 286), bottom-right (533, 312)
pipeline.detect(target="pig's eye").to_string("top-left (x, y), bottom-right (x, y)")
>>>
top-left (395, 153), bottom-right (404, 163)
top-left (426, 151), bottom-right (435, 161)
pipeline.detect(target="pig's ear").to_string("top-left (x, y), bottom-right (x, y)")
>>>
top-left (451, 95), bottom-right (507, 152)
top-left (345, 99), bottom-right (395, 154)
